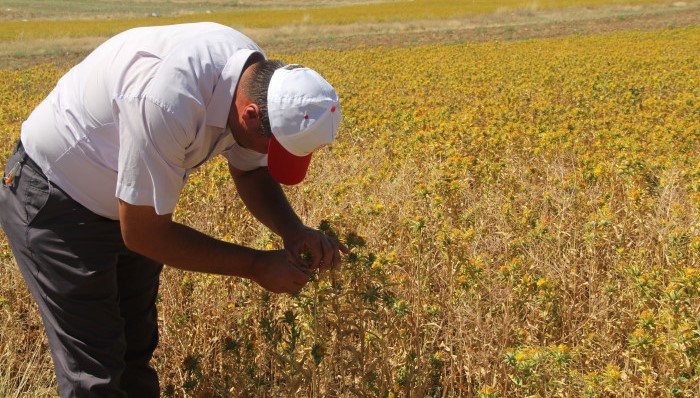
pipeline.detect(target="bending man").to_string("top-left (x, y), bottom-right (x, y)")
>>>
top-left (0, 22), bottom-right (346, 397)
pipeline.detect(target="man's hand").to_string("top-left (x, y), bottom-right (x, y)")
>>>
top-left (230, 166), bottom-right (349, 272)
top-left (283, 225), bottom-right (349, 271)
top-left (251, 250), bottom-right (311, 293)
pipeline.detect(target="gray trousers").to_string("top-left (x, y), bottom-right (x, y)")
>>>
top-left (1, 141), bottom-right (162, 397)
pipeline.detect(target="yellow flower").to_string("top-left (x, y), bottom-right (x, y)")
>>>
top-left (478, 385), bottom-right (497, 395)
top-left (604, 364), bottom-right (621, 382)
top-left (433, 350), bottom-right (447, 363)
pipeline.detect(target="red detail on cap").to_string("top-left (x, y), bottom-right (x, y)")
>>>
top-left (267, 135), bottom-right (313, 186)
top-left (331, 105), bottom-right (336, 112)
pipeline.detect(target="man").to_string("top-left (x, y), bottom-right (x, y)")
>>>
top-left (0, 22), bottom-right (346, 397)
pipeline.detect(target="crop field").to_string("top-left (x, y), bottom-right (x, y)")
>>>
top-left (1, 0), bottom-right (700, 397)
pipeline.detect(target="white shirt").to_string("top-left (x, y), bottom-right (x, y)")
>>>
top-left (21, 22), bottom-right (268, 220)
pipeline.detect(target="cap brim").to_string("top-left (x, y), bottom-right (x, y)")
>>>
top-left (267, 134), bottom-right (313, 185)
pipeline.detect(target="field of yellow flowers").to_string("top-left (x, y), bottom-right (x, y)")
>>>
top-left (0, 0), bottom-right (672, 41)
top-left (1, 22), bottom-right (700, 398)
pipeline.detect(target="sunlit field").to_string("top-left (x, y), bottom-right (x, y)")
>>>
top-left (1, 1), bottom-right (700, 397)
top-left (0, 0), bottom-right (676, 40)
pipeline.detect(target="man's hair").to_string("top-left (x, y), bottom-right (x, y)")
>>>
top-left (242, 59), bottom-right (302, 137)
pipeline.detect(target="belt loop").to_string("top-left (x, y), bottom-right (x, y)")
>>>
top-left (15, 139), bottom-right (26, 159)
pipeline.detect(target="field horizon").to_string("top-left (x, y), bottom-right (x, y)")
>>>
top-left (1, 0), bottom-right (698, 69)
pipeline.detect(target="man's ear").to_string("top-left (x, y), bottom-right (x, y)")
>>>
top-left (241, 103), bottom-right (261, 133)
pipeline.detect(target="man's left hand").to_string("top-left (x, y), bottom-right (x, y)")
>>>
top-left (283, 225), bottom-right (349, 271)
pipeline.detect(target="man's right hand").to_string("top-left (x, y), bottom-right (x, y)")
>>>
top-left (251, 250), bottom-right (311, 294)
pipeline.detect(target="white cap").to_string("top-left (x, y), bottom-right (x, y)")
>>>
top-left (267, 65), bottom-right (341, 185)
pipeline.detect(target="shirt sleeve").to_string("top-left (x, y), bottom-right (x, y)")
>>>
top-left (115, 96), bottom-right (191, 215)
top-left (222, 140), bottom-right (268, 171)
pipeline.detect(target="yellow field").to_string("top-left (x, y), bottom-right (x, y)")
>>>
top-left (0, 0), bottom-right (674, 41)
top-left (1, 2), bottom-right (700, 397)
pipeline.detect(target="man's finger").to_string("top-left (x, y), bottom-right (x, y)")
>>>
top-left (304, 240), bottom-right (323, 270)
top-left (320, 236), bottom-right (336, 271)
top-left (290, 261), bottom-right (311, 281)
top-left (331, 245), bottom-right (342, 269)
top-left (339, 240), bottom-right (350, 254)
top-left (286, 248), bottom-right (305, 268)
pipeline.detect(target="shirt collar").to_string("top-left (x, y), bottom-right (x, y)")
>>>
top-left (206, 48), bottom-right (261, 129)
